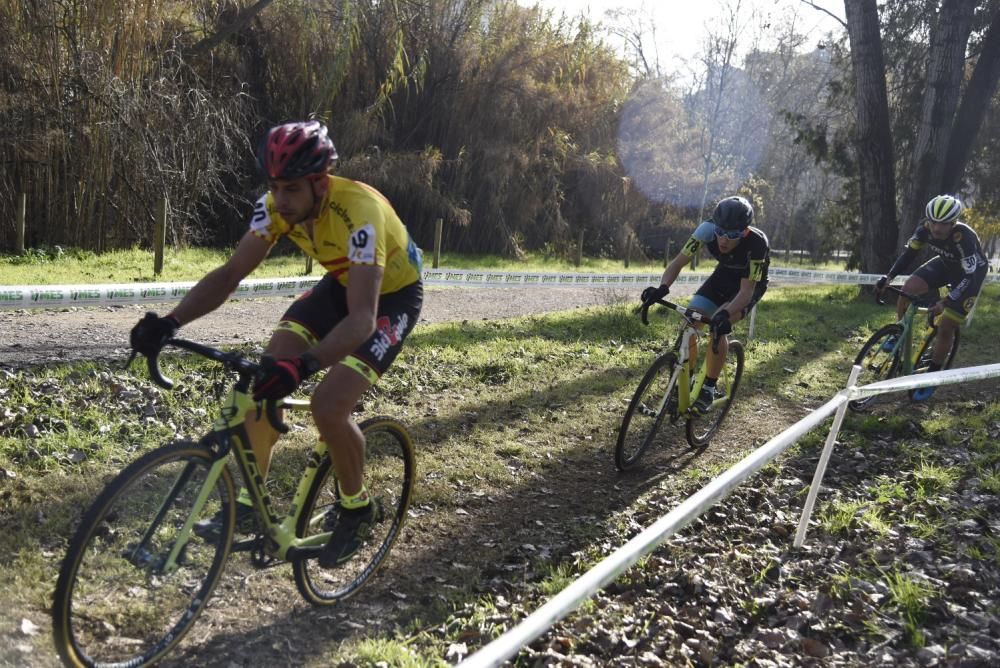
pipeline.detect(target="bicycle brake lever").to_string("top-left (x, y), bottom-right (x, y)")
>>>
top-left (640, 302), bottom-right (651, 326)
top-left (265, 400), bottom-right (290, 435)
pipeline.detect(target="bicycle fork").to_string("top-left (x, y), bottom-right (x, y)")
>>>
top-left (127, 456), bottom-right (229, 574)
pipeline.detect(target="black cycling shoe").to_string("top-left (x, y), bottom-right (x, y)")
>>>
top-left (193, 502), bottom-right (256, 540)
top-left (318, 501), bottom-right (383, 568)
top-left (693, 384), bottom-right (725, 414)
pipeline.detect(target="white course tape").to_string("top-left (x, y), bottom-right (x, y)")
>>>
top-left (1, 267), bottom-right (996, 309)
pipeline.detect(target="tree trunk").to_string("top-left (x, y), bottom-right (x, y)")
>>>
top-left (844, 0), bottom-right (899, 273)
top-left (900, 0), bottom-right (975, 247)
top-left (188, 0), bottom-right (277, 56)
top-left (940, 6), bottom-right (1000, 194)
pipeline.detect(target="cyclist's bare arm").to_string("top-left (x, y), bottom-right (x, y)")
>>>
top-left (309, 264), bottom-right (383, 369)
top-left (722, 278), bottom-right (756, 320)
top-left (658, 252), bottom-right (692, 288)
top-left (171, 231), bottom-right (272, 325)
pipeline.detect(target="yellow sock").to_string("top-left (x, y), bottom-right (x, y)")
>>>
top-left (337, 481), bottom-right (370, 510)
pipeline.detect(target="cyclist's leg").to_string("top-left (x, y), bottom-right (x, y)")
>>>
top-left (931, 264), bottom-right (985, 366)
top-left (696, 273), bottom-right (746, 378)
top-left (253, 275), bottom-right (347, 476)
top-left (315, 281), bottom-right (422, 565)
top-left (901, 258), bottom-right (945, 320)
top-left (688, 277), bottom-right (724, 373)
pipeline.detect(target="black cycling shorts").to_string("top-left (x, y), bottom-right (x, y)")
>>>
top-left (277, 275), bottom-right (423, 383)
top-left (692, 271), bottom-right (767, 318)
top-left (912, 256), bottom-right (986, 320)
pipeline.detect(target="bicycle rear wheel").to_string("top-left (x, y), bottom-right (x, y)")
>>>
top-left (908, 326), bottom-right (960, 400)
top-left (293, 416), bottom-right (415, 604)
top-left (52, 441), bottom-right (236, 668)
top-left (615, 352), bottom-right (680, 471)
top-left (686, 340), bottom-right (745, 447)
top-left (848, 324), bottom-right (903, 412)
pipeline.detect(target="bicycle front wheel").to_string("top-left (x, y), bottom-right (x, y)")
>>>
top-left (848, 324), bottom-right (903, 412)
top-left (615, 352), bottom-right (680, 471)
top-left (52, 441), bottom-right (236, 668)
top-left (293, 416), bottom-right (416, 604)
top-left (686, 339), bottom-right (745, 447)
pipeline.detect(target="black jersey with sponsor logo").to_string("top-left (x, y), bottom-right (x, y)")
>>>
top-left (681, 221), bottom-right (770, 283)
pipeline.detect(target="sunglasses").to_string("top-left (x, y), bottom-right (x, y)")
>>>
top-left (715, 227), bottom-right (745, 240)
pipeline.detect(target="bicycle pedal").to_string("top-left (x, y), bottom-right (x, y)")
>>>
top-left (250, 549), bottom-right (281, 569)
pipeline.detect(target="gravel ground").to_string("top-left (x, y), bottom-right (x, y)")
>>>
top-left (1, 284), bottom-right (690, 369)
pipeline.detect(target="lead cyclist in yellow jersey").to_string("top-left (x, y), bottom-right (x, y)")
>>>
top-left (130, 120), bottom-right (423, 567)
top-left (250, 171), bottom-right (422, 294)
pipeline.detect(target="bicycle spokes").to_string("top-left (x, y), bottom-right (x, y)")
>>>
top-left (53, 443), bottom-right (235, 668)
top-left (848, 324), bottom-right (904, 412)
top-left (686, 340), bottom-right (744, 447)
top-left (615, 352), bottom-right (680, 471)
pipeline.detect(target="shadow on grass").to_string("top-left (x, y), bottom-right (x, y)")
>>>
top-left (10, 285), bottom-right (999, 666)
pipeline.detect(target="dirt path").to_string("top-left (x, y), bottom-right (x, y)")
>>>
top-left (2, 284), bottom-right (689, 369)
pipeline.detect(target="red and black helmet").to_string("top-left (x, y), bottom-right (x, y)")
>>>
top-left (257, 121), bottom-right (338, 180)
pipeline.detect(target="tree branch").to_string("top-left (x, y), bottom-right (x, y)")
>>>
top-left (799, 0), bottom-right (848, 30)
top-left (188, 0), bottom-right (277, 56)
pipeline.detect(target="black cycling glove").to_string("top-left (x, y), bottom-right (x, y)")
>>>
top-left (641, 284), bottom-right (669, 305)
top-left (875, 275), bottom-right (890, 293)
top-left (710, 309), bottom-right (732, 336)
top-left (130, 312), bottom-right (180, 357)
top-left (252, 353), bottom-right (322, 402)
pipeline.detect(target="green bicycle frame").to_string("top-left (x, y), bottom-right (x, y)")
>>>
top-left (883, 302), bottom-right (927, 376)
top-left (139, 390), bottom-right (333, 574)
top-left (668, 320), bottom-right (711, 415)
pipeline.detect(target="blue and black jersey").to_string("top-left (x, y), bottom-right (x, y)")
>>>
top-left (681, 222), bottom-right (770, 284)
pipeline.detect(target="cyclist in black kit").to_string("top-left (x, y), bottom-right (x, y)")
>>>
top-left (641, 195), bottom-right (769, 412)
top-left (876, 195), bottom-right (988, 400)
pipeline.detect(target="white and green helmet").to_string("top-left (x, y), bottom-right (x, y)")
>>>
top-left (925, 195), bottom-right (963, 223)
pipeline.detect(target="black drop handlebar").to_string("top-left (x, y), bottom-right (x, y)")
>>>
top-left (639, 297), bottom-right (725, 353)
top-left (875, 284), bottom-right (940, 309)
top-left (126, 339), bottom-right (289, 434)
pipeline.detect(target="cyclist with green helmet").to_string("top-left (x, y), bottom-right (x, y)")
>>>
top-left (875, 194), bottom-right (988, 400)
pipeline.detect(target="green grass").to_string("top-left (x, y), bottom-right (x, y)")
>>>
top-left (1, 283), bottom-right (998, 664)
top-left (0, 245), bottom-right (319, 285)
top-left (884, 568), bottom-right (937, 647)
top-left (0, 246), bottom-right (852, 285)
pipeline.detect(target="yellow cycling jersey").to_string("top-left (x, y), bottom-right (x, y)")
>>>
top-left (249, 175), bottom-right (423, 294)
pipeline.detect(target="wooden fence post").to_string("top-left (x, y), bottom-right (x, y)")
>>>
top-left (433, 218), bottom-right (443, 268)
top-left (624, 234), bottom-right (632, 269)
top-left (664, 238), bottom-right (672, 267)
top-left (15, 193), bottom-right (26, 254)
top-left (305, 255), bottom-right (313, 274)
top-left (154, 197), bottom-right (167, 275)
top-left (575, 229), bottom-right (584, 267)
